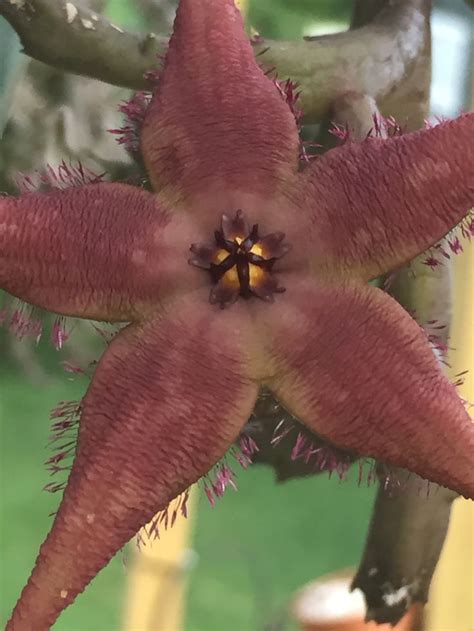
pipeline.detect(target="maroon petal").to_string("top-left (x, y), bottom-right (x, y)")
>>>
top-left (7, 299), bottom-right (258, 628)
top-left (0, 183), bottom-right (197, 321)
top-left (293, 115), bottom-right (474, 280)
top-left (141, 0), bottom-right (299, 207)
top-left (262, 279), bottom-right (474, 497)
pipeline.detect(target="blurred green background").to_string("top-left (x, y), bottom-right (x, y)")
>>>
top-left (0, 0), bottom-right (472, 629)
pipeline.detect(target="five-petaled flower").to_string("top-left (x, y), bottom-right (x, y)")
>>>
top-left (1, 0), bottom-right (474, 628)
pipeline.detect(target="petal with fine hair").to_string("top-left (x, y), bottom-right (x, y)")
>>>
top-left (7, 298), bottom-right (258, 629)
top-left (141, 0), bottom-right (299, 206)
top-left (0, 183), bottom-right (197, 321)
top-left (292, 114), bottom-right (474, 280)
top-left (262, 280), bottom-right (474, 497)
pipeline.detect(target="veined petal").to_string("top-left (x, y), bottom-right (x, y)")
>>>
top-left (262, 280), bottom-right (474, 497)
top-left (141, 0), bottom-right (299, 207)
top-left (0, 183), bottom-right (198, 321)
top-left (7, 298), bottom-right (258, 629)
top-left (293, 115), bottom-right (474, 280)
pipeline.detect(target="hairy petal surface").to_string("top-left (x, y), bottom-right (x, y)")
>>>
top-left (0, 183), bottom-right (198, 321)
top-left (141, 0), bottom-right (299, 207)
top-left (7, 298), bottom-right (258, 630)
top-left (293, 115), bottom-right (474, 280)
top-left (263, 280), bottom-right (474, 497)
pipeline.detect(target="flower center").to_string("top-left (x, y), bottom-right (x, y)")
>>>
top-left (189, 210), bottom-right (290, 308)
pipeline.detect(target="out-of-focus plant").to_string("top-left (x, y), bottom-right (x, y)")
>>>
top-left (248, 0), bottom-right (352, 38)
top-left (0, 20), bottom-right (22, 134)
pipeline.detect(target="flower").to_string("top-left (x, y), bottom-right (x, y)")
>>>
top-left (1, 0), bottom-right (473, 627)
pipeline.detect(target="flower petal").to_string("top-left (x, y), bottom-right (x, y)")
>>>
top-left (140, 0), bottom-right (299, 206)
top-left (7, 298), bottom-right (258, 629)
top-left (293, 115), bottom-right (474, 280)
top-left (262, 279), bottom-right (474, 497)
top-left (0, 183), bottom-right (198, 321)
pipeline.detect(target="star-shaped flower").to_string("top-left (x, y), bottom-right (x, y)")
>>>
top-left (1, 0), bottom-right (473, 627)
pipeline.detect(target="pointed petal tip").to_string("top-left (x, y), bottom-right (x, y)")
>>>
top-left (0, 183), bottom-right (177, 322)
top-left (7, 303), bottom-right (259, 628)
top-left (264, 281), bottom-right (474, 499)
top-left (298, 111), bottom-right (474, 280)
top-left (141, 0), bottom-right (299, 201)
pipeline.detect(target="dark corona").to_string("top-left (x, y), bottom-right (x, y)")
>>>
top-left (189, 210), bottom-right (290, 308)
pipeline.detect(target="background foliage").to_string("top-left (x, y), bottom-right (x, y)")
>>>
top-left (248, 0), bottom-right (351, 38)
top-left (0, 21), bottom-right (21, 134)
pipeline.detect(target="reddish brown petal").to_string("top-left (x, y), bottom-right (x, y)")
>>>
top-left (7, 298), bottom-right (258, 629)
top-left (0, 183), bottom-right (199, 320)
top-left (141, 0), bottom-right (299, 206)
top-left (293, 115), bottom-right (474, 280)
top-left (262, 279), bottom-right (474, 497)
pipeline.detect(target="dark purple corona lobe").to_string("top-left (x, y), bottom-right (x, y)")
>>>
top-left (189, 210), bottom-right (290, 308)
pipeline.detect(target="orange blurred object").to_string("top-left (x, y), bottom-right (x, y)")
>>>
top-left (293, 572), bottom-right (422, 631)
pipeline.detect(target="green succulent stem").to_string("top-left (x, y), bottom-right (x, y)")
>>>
top-left (0, 0), bottom-right (430, 125)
